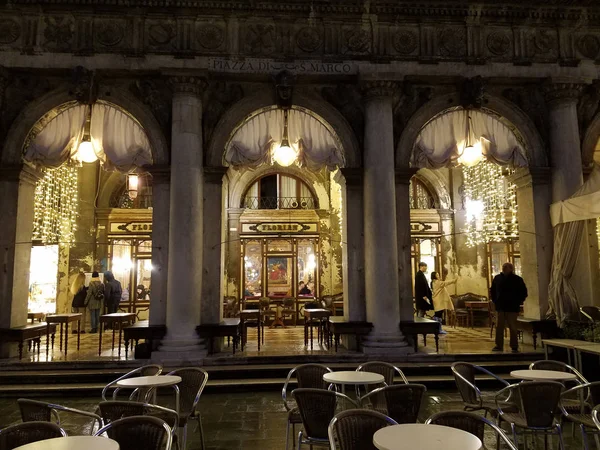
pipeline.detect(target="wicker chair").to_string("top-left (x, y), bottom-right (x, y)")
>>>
top-left (496, 381), bottom-right (565, 450)
top-left (328, 409), bottom-right (397, 450)
top-left (425, 410), bottom-right (518, 450)
top-left (529, 360), bottom-right (587, 384)
top-left (166, 367), bottom-right (208, 450)
top-left (359, 384), bottom-right (426, 424)
top-left (18, 399), bottom-right (102, 435)
top-left (559, 382), bottom-right (600, 450)
top-left (293, 388), bottom-right (358, 449)
top-left (593, 405), bottom-right (600, 430)
top-left (95, 415), bottom-right (173, 450)
top-left (282, 364), bottom-right (333, 450)
top-left (0, 421), bottom-right (66, 450)
top-left (355, 361), bottom-right (408, 404)
top-left (451, 362), bottom-right (518, 419)
top-left (102, 364), bottom-right (163, 401)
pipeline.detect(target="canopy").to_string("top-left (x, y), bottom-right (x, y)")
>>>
top-left (225, 107), bottom-right (344, 171)
top-left (24, 102), bottom-right (153, 172)
top-left (550, 164), bottom-right (600, 226)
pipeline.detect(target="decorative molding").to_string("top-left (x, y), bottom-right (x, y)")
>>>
top-left (204, 166), bottom-right (228, 184)
top-left (168, 76), bottom-right (206, 96)
top-left (542, 81), bottom-right (585, 107)
top-left (509, 167), bottom-right (551, 189)
top-left (0, 18), bottom-right (20, 44)
top-left (362, 80), bottom-right (397, 101)
top-left (144, 164), bottom-right (171, 184)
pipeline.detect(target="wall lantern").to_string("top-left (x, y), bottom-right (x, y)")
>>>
top-left (458, 113), bottom-right (483, 168)
top-left (74, 106), bottom-right (98, 164)
top-left (127, 174), bottom-right (139, 199)
top-left (273, 109), bottom-right (298, 167)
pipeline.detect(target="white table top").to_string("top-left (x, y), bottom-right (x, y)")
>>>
top-left (15, 436), bottom-right (119, 450)
top-left (571, 343), bottom-right (600, 354)
top-left (323, 371), bottom-right (385, 385)
top-left (510, 369), bottom-right (577, 381)
top-left (373, 424), bottom-right (482, 450)
top-left (116, 375), bottom-right (182, 388)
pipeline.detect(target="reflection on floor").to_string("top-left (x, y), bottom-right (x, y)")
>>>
top-left (5, 324), bottom-right (541, 364)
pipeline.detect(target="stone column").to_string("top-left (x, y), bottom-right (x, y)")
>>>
top-left (543, 81), bottom-right (600, 307)
top-left (361, 81), bottom-right (409, 353)
top-left (201, 167), bottom-right (227, 326)
top-left (0, 165), bottom-right (41, 356)
top-left (147, 165), bottom-right (170, 326)
top-left (511, 168), bottom-right (553, 319)
top-left (155, 77), bottom-right (206, 360)
top-left (340, 168), bottom-right (365, 322)
top-left (396, 168), bottom-right (418, 322)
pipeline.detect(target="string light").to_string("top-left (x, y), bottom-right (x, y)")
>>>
top-left (463, 160), bottom-right (518, 248)
top-left (32, 163), bottom-right (79, 247)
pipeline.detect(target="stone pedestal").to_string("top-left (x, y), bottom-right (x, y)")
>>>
top-left (154, 77), bottom-right (206, 361)
top-left (340, 168), bottom-right (366, 322)
top-left (147, 165), bottom-right (170, 326)
top-left (361, 81), bottom-right (409, 354)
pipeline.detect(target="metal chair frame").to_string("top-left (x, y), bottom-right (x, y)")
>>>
top-left (18, 398), bottom-right (103, 435)
top-left (425, 410), bottom-right (518, 450)
top-left (328, 409), bottom-right (397, 450)
top-left (94, 415), bottom-right (173, 450)
top-left (529, 360), bottom-right (588, 384)
top-left (355, 361), bottom-right (408, 400)
top-left (559, 382), bottom-right (600, 450)
top-left (101, 364), bottom-right (163, 401)
top-left (358, 384), bottom-right (427, 424)
top-left (0, 421), bottom-right (67, 450)
top-left (593, 405), bottom-right (600, 430)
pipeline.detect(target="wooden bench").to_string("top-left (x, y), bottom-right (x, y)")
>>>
top-left (123, 320), bottom-right (167, 359)
top-left (0, 323), bottom-right (57, 360)
top-left (400, 317), bottom-right (441, 352)
top-left (327, 317), bottom-right (373, 352)
top-left (517, 317), bottom-right (559, 350)
top-left (196, 318), bottom-right (241, 355)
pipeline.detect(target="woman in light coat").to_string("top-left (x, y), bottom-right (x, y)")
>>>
top-left (431, 271), bottom-right (457, 334)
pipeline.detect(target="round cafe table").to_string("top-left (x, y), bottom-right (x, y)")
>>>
top-left (323, 371), bottom-right (385, 396)
top-left (15, 436), bottom-right (119, 450)
top-left (510, 369), bottom-right (577, 382)
top-left (373, 423), bottom-right (482, 450)
top-left (116, 375), bottom-right (181, 412)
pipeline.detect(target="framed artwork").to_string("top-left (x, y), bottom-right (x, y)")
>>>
top-left (267, 257), bottom-right (289, 285)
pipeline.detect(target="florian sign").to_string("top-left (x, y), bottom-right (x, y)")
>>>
top-left (240, 222), bottom-right (319, 234)
top-left (109, 222), bottom-right (153, 234)
top-left (208, 58), bottom-right (357, 75)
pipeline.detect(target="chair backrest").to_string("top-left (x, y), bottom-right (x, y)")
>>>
top-left (581, 306), bottom-right (600, 322)
top-left (529, 360), bottom-right (588, 383)
top-left (450, 295), bottom-right (465, 309)
top-left (381, 384), bottom-right (426, 424)
top-left (18, 398), bottom-right (56, 423)
top-left (99, 401), bottom-right (178, 433)
top-left (321, 296), bottom-right (334, 308)
top-left (293, 388), bottom-right (339, 440)
top-left (102, 364), bottom-right (163, 401)
top-left (94, 416), bottom-right (172, 450)
top-left (426, 410), bottom-right (518, 450)
top-left (593, 405), bottom-right (600, 431)
top-left (518, 381), bottom-right (564, 428)
top-left (0, 421), bottom-right (66, 450)
top-left (259, 297), bottom-right (270, 310)
top-left (451, 362), bottom-right (479, 405)
top-left (357, 361), bottom-right (408, 385)
top-left (282, 364), bottom-right (332, 410)
top-left (166, 368), bottom-right (208, 418)
top-left (283, 297), bottom-right (295, 308)
top-left (328, 409), bottom-right (397, 450)
top-left (304, 302), bottom-right (320, 310)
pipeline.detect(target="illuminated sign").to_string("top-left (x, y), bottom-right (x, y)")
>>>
top-left (109, 222), bottom-right (153, 234)
top-left (240, 222), bottom-right (319, 234)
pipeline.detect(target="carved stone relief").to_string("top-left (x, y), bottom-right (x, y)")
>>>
top-left (577, 34), bottom-right (600, 59)
top-left (196, 23), bottom-right (225, 50)
top-left (438, 27), bottom-right (466, 57)
top-left (0, 18), bottom-right (20, 44)
top-left (392, 29), bottom-right (418, 55)
top-left (530, 29), bottom-right (557, 57)
top-left (43, 16), bottom-right (74, 51)
top-left (146, 20), bottom-right (176, 49)
top-left (342, 28), bottom-right (371, 54)
top-left (296, 27), bottom-right (322, 53)
top-left (94, 20), bottom-right (125, 47)
top-left (243, 23), bottom-right (279, 55)
top-left (486, 31), bottom-right (511, 56)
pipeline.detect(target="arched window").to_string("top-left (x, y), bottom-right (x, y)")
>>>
top-left (110, 176), bottom-right (153, 209)
top-left (242, 174), bottom-right (317, 210)
top-left (409, 178), bottom-right (437, 209)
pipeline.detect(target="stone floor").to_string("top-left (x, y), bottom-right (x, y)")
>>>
top-left (0, 389), bottom-right (582, 450)
top-left (13, 324), bottom-right (540, 363)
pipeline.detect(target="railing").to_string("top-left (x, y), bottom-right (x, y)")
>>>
top-left (243, 197), bottom-right (317, 210)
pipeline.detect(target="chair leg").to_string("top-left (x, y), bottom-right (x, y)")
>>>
top-left (297, 431), bottom-right (303, 450)
top-left (292, 424), bottom-right (296, 449)
top-left (285, 421), bottom-right (290, 450)
top-left (511, 424), bottom-right (519, 450)
top-left (556, 424), bottom-right (565, 450)
top-left (181, 424), bottom-right (187, 450)
top-left (582, 425), bottom-right (590, 450)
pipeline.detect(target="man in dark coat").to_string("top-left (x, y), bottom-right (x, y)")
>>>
top-left (415, 262), bottom-right (433, 317)
top-left (491, 262), bottom-right (528, 352)
top-left (103, 270), bottom-right (122, 315)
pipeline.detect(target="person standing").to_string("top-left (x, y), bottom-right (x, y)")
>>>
top-left (415, 262), bottom-right (433, 317)
top-left (85, 271), bottom-right (104, 333)
top-left (70, 272), bottom-right (88, 334)
top-left (103, 271), bottom-right (122, 315)
top-left (491, 262), bottom-right (527, 352)
top-left (431, 271), bottom-right (457, 334)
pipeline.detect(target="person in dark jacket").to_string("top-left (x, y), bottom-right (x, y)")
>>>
top-left (491, 262), bottom-right (528, 352)
top-left (415, 262), bottom-right (433, 317)
top-left (103, 271), bottom-right (122, 315)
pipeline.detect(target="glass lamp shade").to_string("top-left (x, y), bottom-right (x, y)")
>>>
top-left (127, 174), bottom-right (139, 199)
top-left (459, 141), bottom-right (483, 167)
top-left (75, 140), bottom-right (98, 163)
top-left (273, 140), bottom-right (298, 167)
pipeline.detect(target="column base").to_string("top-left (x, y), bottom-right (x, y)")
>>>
top-left (361, 332), bottom-right (412, 355)
top-left (152, 334), bottom-right (207, 364)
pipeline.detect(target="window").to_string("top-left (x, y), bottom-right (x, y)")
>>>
top-left (487, 240), bottom-right (521, 286)
top-left (242, 174), bottom-right (317, 209)
top-left (409, 178), bottom-right (437, 209)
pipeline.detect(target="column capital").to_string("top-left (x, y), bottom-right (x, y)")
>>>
top-left (509, 167), bottom-right (551, 190)
top-left (144, 164), bottom-right (171, 184)
top-left (362, 80), bottom-right (398, 101)
top-left (395, 167), bottom-right (419, 185)
top-left (542, 81), bottom-right (585, 107)
top-left (204, 166), bottom-right (227, 184)
top-left (0, 164), bottom-right (43, 186)
top-left (340, 168), bottom-right (363, 187)
top-left (168, 76), bottom-right (207, 96)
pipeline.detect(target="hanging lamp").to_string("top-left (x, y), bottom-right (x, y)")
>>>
top-left (74, 105), bottom-right (98, 164)
top-left (273, 109), bottom-right (298, 167)
top-left (458, 112), bottom-right (483, 167)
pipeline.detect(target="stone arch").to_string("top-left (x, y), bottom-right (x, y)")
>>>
top-left (582, 112), bottom-right (600, 167)
top-left (413, 168), bottom-right (452, 210)
top-left (396, 92), bottom-right (548, 168)
top-left (206, 87), bottom-right (361, 169)
top-left (1, 84), bottom-right (169, 166)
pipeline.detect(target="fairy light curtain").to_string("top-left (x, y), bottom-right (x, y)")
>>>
top-left (225, 108), bottom-right (345, 171)
top-left (413, 109), bottom-right (528, 169)
top-left (23, 102), bottom-right (153, 172)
